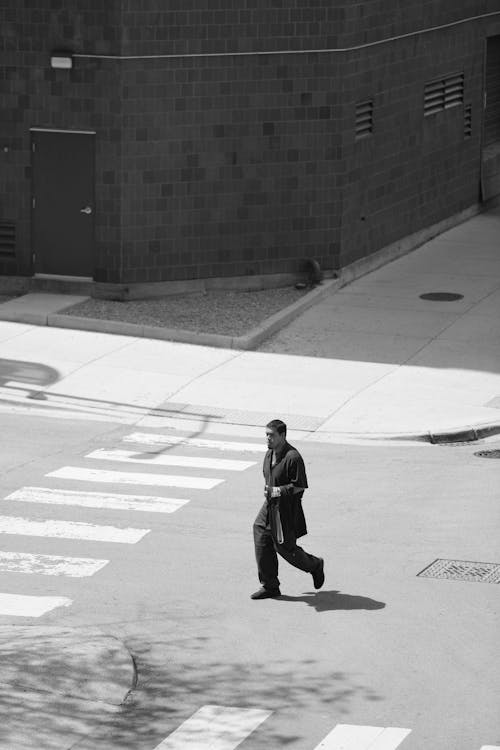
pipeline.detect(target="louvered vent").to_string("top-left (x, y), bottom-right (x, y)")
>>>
top-left (0, 222), bottom-right (16, 257)
top-left (464, 104), bottom-right (472, 138)
top-left (355, 100), bottom-right (373, 139)
top-left (424, 73), bottom-right (464, 116)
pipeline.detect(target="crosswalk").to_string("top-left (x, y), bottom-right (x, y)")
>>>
top-left (47, 465), bottom-right (224, 490)
top-left (147, 705), bottom-right (497, 750)
top-left (0, 428), bottom-right (496, 750)
top-left (7, 486), bottom-right (189, 513)
top-left (0, 430), bottom-right (260, 617)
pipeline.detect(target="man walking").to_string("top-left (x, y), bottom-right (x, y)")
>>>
top-left (251, 419), bottom-right (324, 599)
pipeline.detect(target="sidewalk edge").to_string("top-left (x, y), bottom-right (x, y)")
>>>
top-left (310, 421), bottom-right (500, 444)
top-left (234, 278), bottom-right (340, 350)
top-left (26, 281), bottom-right (340, 349)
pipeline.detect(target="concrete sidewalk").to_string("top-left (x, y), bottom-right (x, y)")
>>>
top-left (0, 208), bottom-right (499, 442)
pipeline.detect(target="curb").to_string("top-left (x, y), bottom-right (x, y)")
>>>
top-left (427, 422), bottom-right (500, 444)
top-left (0, 278), bottom-right (340, 350)
top-left (310, 421), bottom-right (500, 445)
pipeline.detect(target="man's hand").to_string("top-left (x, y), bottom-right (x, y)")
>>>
top-left (264, 485), bottom-right (281, 498)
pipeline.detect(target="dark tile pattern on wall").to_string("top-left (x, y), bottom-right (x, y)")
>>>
top-left (119, 54), bottom-right (342, 283)
top-left (338, 24), bottom-right (486, 268)
top-left (1, 1), bottom-right (499, 285)
top-left (0, 1), bottom-right (123, 279)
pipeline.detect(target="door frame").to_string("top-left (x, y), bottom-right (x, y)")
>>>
top-left (30, 127), bottom-right (96, 278)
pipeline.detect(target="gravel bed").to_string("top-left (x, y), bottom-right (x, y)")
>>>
top-left (59, 287), bottom-right (308, 336)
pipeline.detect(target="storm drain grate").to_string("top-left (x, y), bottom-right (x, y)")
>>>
top-left (474, 449), bottom-right (500, 458)
top-left (417, 559), bottom-right (500, 583)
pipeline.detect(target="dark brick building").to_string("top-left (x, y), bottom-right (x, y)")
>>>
top-left (1, 2), bottom-right (500, 297)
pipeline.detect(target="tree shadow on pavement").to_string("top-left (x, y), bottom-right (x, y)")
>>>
top-left (0, 626), bottom-right (134, 750)
top-left (78, 632), bottom-right (383, 750)
top-left (0, 629), bottom-right (383, 749)
top-left (277, 590), bottom-right (386, 612)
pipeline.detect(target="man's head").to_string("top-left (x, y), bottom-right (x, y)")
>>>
top-left (266, 419), bottom-right (287, 451)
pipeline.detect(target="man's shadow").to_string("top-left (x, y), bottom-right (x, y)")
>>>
top-left (278, 590), bottom-right (386, 613)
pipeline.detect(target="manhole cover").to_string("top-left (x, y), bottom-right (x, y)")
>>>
top-left (417, 559), bottom-right (500, 583)
top-left (419, 292), bottom-right (464, 301)
top-left (474, 449), bottom-right (500, 458)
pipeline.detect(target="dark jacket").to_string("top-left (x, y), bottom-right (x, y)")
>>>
top-left (263, 441), bottom-right (309, 546)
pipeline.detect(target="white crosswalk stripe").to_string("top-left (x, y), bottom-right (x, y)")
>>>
top-left (0, 430), bottom-right (263, 619)
top-left (153, 705), bottom-right (271, 750)
top-left (0, 430), bottom-right (260, 618)
top-left (48, 466), bottom-right (223, 490)
top-left (0, 592), bottom-right (72, 617)
top-left (124, 432), bottom-right (264, 453)
top-left (313, 724), bottom-right (411, 750)
top-left (0, 550), bottom-right (109, 577)
top-left (0, 516), bottom-right (149, 544)
top-left (6, 486), bottom-right (189, 514)
top-left (86, 448), bottom-right (256, 472)
top-left (480, 746), bottom-right (500, 749)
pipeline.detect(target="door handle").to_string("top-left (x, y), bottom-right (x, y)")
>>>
top-left (80, 206), bottom-right (92, 215)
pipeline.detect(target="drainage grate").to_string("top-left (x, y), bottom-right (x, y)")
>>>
top-left (437, 441), bottom-right (478, 446)
top-left (417, 559), bottom-right (500, 583)
top-left (419, 292), bottom-right (464, 301)
top-left (474, 449), bottom-right (500, 459)
top-left (149, 401), bottom-right (325, 431)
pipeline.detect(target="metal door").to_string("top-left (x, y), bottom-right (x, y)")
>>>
top-left (31, 129), bottom-right (95, 277)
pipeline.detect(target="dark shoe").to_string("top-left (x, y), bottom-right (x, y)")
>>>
top-left (312, 558), bottom-right (325, 589)
top-left (250, 587), bottom-right (281, 600)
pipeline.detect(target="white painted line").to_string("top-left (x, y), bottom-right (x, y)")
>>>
top-left (124, 432), bottom-right (264, 453)
top-left (6, 487), bottom-right (189, 514)
top-left (0, 516), bottom-right (149, 544)
top-left (153, 705), bottom-right (271, 750)
top-left (314, 725), bottom-right (383, 750)
top-left (48, 466), bottom-right (223, 490)
top-left (87, 448), bottom-right (256, 472)
top-left (480, 746), bottom-right (500, 749)
top-left (368, 728), bottom-right (412, 749)
top-left (314, 724), bottom-right (411, 750)
top-left (0, 550), bottom-right (109, 577)
top-left (0, 592), bottom-right (72, 617)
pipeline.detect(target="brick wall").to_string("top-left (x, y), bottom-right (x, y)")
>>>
top-left (1, 2), bottom-right (499, 287)
top-left (338, 20), bottom-right (488, 267)
top-left (0, 1), bottom-right (123, 278)
top-left (119, 54), bottom-right (342, 283)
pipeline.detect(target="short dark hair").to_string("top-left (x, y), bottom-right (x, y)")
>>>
top-left (266, 419), bottom-right (287, 436)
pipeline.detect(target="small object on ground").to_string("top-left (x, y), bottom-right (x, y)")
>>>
top-left (304, 258), bottom-right (323, 286)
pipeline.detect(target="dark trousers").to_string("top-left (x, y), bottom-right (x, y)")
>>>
top-left (253, 501), bottom-right (320, 591)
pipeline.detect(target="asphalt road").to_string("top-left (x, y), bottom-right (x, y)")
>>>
top-left (0, 410), bottom-right (498, 750)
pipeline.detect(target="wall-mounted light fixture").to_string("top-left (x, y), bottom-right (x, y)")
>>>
top-left (50, 51), bottom-right (73, 70)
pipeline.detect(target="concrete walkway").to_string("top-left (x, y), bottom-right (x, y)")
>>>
top-left (0, 207), bottom-right (499, 442)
